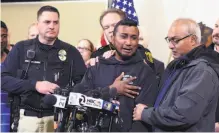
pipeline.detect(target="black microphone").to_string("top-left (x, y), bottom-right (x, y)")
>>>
top-left (42, 93), bottom-right (68, 122)
top-left (99, 87), bottom-right (117, 101)
top-left (42, 94), bottom-right (57, 108)
top-left (42, 93), bottom-right (68, 108)
top-left (89, 88), bottom-right (118, 132)
top-left (42, 94), bottom-right (59, 121)
top-left (71, 84), bottom-right (85, 93)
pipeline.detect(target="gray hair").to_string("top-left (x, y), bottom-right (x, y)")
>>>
top-left (173, 18), bottom-right (201, 44)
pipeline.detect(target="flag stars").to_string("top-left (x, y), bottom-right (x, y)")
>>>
top-left (112, 3), bottom-right (115, 7)
top-left (122, 7), bottom-right (126, 12)
top-left (112, 0), bottom-right (139, 25)
top-left (128, 10), bottom-right (132, 15)
top-left (128, 2), bottom-right (132, 7)
top-left (116, 5), bottom-right (120, 9)
top-left (133, 12), bottom-right (137, 17)
top-left (123, 0), bottom-right (127, 5)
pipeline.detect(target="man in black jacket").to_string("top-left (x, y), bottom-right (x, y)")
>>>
top-left (133, 18), bottom-right (219, 132)
top-left (78, 19), bottom-right (158, 132)
top-left (208, 18), bottom-right (219, 132)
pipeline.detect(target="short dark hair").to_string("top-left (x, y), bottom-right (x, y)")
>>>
top-left (99, 8), bottom-right (126, 27)
top-left (1, 21), bottom-right (8, 31)
top-left (113, 19), bottom-right (138, 36)
top-left (37, 5), bottom-right (60, 19)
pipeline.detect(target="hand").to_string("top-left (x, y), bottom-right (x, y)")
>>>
top-left (102, 50), bottom-right (116, 59)
top-left (110, 72), bottom-right (141, 98)
top-left (216, 122), bottom-right (219, 132)
top-left (133, 104), bottom-right (147, 121)
top-left (35, 81), bottom-right (59, 94)
top-left (143, 59), bottom-right (147, 64)
top-left (85, 57), bottom-right (99, 67)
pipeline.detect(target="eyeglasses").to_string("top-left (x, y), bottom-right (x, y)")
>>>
top-left (77, 46), bottom-right (91, 52)
top-left (165, 34), bottom-right (193, 45)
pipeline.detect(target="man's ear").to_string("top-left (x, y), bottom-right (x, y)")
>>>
top-left (191, 35), bottom-right (198, 46)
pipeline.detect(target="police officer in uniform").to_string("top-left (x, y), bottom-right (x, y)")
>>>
top-left (1, 5), bottom-right (86, 132)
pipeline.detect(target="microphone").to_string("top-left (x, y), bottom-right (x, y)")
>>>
top-left (68, 92), bottom-right (118, 113)
top-left (42, 94), bottom-right (67, 109)
top-left (43, 86), bottom-right (118, 112)
top-left (71, 83), bottom-right (85, 93)
top-left (42, 94), bottom-right (57, 108)
top-left (100, 87), bottom-right (117, 101)
top-left (42, 93), bottom-right (68, 125)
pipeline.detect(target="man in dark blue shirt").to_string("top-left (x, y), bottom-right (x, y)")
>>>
top-left (1, 5), bottom-right (86, 132)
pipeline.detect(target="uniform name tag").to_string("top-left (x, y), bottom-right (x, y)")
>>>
top-left (25, 60), bottom-right (41, 64)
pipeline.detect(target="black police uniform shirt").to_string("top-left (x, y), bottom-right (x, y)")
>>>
top-left (79, 52), bottom-right (159, 131)
top-left (1, 37), bottom-right (86, 111)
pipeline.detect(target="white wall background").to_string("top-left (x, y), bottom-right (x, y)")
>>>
top-left (133, 0), bottom-right (219, 65)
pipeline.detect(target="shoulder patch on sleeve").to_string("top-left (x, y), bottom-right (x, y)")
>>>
top-left (145, 51), bottom-right (154, 63)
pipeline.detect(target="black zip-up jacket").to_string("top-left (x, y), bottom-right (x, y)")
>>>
top-left (208, 43), bottom-right (219, 122)
top-left (79, 52), bottom-right (159, 131)
top-left (1, 37), bottom-right (86, 111)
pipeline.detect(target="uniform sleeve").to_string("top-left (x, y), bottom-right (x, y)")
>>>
top-left (1, 43), bottom-right (36, 94)
top-left (137, 46), bottom-right (155, 72)
top-left (91, 45), bottom-right (111, 58)
top-left (90, 50), bottom-right (100, 58)
top-left (141, 69), bottom-right (216, 131)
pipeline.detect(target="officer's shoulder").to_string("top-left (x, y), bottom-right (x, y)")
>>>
top-left (137, 45), bottom-right (151, 52)
top-left (58, 39), bottom-right (81, 58)
top-left (96, 45), bottom-right (111, 51)
top-left (59, 40), bottom-right (77, 51)
top-left (13, 39), bottom-right (34, 49)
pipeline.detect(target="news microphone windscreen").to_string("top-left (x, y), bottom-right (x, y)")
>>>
top-left (88, 90), bottom-right (101, 98)
top-left (42, 94), bottom-right (57, 106)
top-left (101, 88), bottom-right (117, 101)
top-left (109, 88), bottom-right (117, 98)
top-left (72, 84), bottom-right (86, 93)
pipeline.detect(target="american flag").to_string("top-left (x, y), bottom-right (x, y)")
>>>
top-left (111, 0), bottom-right (139, 25)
